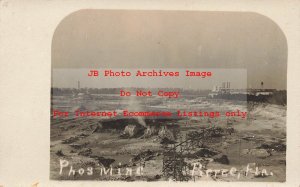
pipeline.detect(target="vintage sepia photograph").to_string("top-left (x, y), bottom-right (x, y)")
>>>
top-left (50, 10), bottom-right (287, 182)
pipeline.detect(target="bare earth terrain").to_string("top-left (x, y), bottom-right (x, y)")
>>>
top-left (50, 94), bottom-right (286, 182)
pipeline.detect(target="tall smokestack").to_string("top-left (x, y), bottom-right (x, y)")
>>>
top-left (78, 81), bottom-right (80, 90)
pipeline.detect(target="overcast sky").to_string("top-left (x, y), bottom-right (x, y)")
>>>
top-left (52, 10), bottom-right (287, 89)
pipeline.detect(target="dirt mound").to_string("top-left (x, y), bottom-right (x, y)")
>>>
top-left (131, 150), bottom-right (156, 162)
top-left (241, 148), bottom-right (270, 158)
top-left (78, 148), bottom-right (92, 156)
top-left (70, 142), bottom-right (89, 149)
top-left (62, 133), bottom-right (89, 144)
top-left (257, 142), bottom-right (286, 152)
top-left (90, 155), bottom-right (115, 167)
top-left (160, 137), bottom-right (177, 144)
top-left (121, 124), bottom-right (145, 138)
top-left (56, 150), bottom-right (65, 157)
top-left (143, 126), bottom-right (159, 138)
top-left (194, 148), bottom-right (219, 158)
top-left (158, 126), bottom-right (175, 140)
top-left (62, 136), bottom-right (79, 144)
top-left (213, 154), bottom-right (229, 165)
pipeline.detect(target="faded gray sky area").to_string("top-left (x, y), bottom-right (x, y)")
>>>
top-left (52, 10), bottom-right (287, 89)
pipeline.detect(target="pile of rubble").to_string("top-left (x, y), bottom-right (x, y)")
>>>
top-left (143, 126), bottom-right (159, 138)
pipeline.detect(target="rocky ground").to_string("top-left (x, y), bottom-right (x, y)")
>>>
top-left (50, 97), bottom-right (286, 182)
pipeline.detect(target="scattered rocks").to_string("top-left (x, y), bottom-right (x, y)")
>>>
top-left (194, 148), bottom-right (218, 158)
top-left (62, 136), bottom-right (79, 144)
top-left (154, 174), bottom-right (161, 179)
top-left (160, 137), bottom-right (177, 145)
top-left (221, 142), bottom-right (230, 148)
top-left (131, 149), bottom-right (156, 162)
top-left (241, 148), bottom-right (270, 158)
top-left (77, 133), bottom-right (89, 138)
top-left (62, 133), bottom-right (89, 144)
top-left (213, 154), bottom-right (230, 165)
top-left (158, 126), bottom-right (175, 141)
top-left (257, 142), bottom-right (286, 152)
top-left (78, 148), bottom-right (92, 156)
top-left (92, 124), bottom-right (103, 133)
top-left (187, 127), bottom-right (234, 141)
top-left (242, 136), bottom-right (256, 141)
top-left (56, 150), bottom-right (64, 157)
top-left (90, 155), bottom-right (115, 167)
top-left (121, 125), bottom-right (144, 138)
top-left (143, 126), bottom-right (159, 138)
top-left (146, 174), bottom-right (161, 181)
top-left (124, 176), bottom-right (135, 182)
top-left (59, 124), bottom-right (75, 131)
top-left (70, 142), bottom-right (89, 149)
top-left (225, 127), bottom-right (234, 135)
top-left (241, 135), bottom-right (264, 142)
top-left (278, 159), bottom-right (286, 165)
top-left (206, 127), bottom-right (225, 137)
